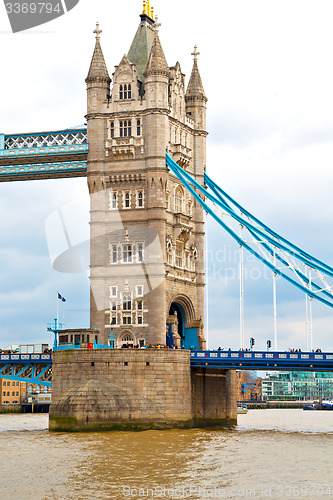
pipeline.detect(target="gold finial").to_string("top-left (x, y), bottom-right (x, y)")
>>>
top-left (191, 45), bottom-right (200, 62)
top-left (142, 0), bottom-right (154, 19)
top-left (93, 22), bottom-right (102, 40)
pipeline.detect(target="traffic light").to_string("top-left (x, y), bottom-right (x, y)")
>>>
top-left (250, 337), bottom-right (255, 348)
top-left (267, 340), bottom-right (272, 350)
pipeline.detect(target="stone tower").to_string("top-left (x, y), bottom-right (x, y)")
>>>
top-left (85, 4), bottom-right (207, 349)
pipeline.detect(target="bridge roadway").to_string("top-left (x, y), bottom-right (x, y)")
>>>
top-left (1, 350), bottom-right (333, 387)
top-left (191, 350), bottom-right (333, 371)
top-left (0, 128), bottom-right (88, 182)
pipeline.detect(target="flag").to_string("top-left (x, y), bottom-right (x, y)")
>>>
top-left (58, 293), bottom-right (66, 302)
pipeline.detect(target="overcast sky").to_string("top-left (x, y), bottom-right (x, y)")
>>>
top-left (1, 0), bottom-right (333, 351)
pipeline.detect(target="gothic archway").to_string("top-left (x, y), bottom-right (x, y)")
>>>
top-left (167, 295), bottom-right (198, 349)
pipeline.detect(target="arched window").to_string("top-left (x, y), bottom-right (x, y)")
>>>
top-left (175, 186), bottom-right (183, 213)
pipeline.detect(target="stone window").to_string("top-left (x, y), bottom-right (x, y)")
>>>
top-left (136, 285), bottom-right (143, 297)
top-left (123, 244), bottom-right (132, 263)
top-left (110, 286), bottom-right (118, 298)
top-left (175, 186), bottom-right (183, 213)
top-left (110, 121), bottom-right (114, 138)
top-left (120, 120), bottom-right (132, 137)
top-left (111, 245), bottom-right (117, 264)
top-left (122, 334), bottom-right (133, 344)
top-left (123, 316), bottom-right (131, 325)
top-left (124, 191), bottom-right (130, 209)
top-left (137, 243), bottom-right (144, 263)
top-left (110, 191), bottom-right (117, 210)
top-left (138, 316), bottom-right (143, 325)
top-left (122, 294), bottom-right (132, 311)
top-left (111, 317), bottom-right (116, 325)
top-left (137, 119), bottom-right (141, 136)
top-left (137, 300), bottom-right (143, 310)
top-left (136, 190), bottom-right (144, 208)
top-left (111, 302), bottom-right (117, 311)
top-left (119, 83), bottom-right (131, 100)
top-left (175, 242), bottom-right (183, 268)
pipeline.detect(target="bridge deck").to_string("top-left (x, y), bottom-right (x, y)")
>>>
top-left (191, 350), bottom-right (333, 371)
top-left (0, 128), bottom-right (88, 181)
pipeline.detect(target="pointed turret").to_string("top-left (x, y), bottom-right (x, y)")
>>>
top-left (143, 19), bottom-right (169, 110)
top-left (144, 22), bottom-right (168, 77)
top-left (86, 23), bottom-right (111, 84)
top-left (185, 46), bottom-right (206, 101)
top-left (185, 46), bottom-right (207, 131)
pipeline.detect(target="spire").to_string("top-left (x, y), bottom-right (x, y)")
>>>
top-left (127, 14), bottom-right (155, 82)
top-left (144, 19), bottom-right (168, 77)
top-left (186, 45), bottom-right (206, 100)
top-left (86, 23), bottom-right (111, 84)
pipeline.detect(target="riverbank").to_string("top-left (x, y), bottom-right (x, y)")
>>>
top-left (240, 401), bottom-right (307, 409)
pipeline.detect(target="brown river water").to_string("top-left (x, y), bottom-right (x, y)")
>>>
top-left (0, 409), bottom-right (332, 500)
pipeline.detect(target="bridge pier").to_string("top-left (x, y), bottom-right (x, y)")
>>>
top-left (49, 349), bottom-right (237, 432)
top-left (191, 367), bottom-right (237, 427)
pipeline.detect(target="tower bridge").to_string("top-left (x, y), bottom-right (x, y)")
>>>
top-left (2, 1), bottom-right (333, 430)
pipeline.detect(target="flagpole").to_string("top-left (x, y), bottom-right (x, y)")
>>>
top-left (56, 290), bottom-right (59, 332)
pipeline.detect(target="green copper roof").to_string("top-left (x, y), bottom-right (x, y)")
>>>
top-left (127, 17), bottom-right (167, 83)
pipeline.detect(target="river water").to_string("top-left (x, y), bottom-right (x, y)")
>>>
top-left (0, 410), bottom-right (332, 500)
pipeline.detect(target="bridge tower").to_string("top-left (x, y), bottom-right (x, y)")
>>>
top-left (86, 6), bottom-right (207, 349)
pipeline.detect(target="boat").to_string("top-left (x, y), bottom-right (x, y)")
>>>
top-left (303, 400), bottom-right (333, 410)
top-left (237, 404), bottom-right (248, 414)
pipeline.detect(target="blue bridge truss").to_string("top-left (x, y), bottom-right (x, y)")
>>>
top-left (0, 128), bottom-right (88, 182)
top-left (0, 353), bottom-right (52, 387)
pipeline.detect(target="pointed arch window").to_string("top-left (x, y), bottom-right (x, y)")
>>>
top-left (175, 186), bottom-right (184, 213)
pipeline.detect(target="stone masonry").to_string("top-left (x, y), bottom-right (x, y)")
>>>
top-left (49, 349), bottom-right (237, 431)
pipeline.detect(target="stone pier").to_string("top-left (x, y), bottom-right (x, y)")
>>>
top-left (49, 349), bottom-right (237, 431)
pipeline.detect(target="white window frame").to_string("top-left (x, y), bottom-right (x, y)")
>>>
top-left (123, 244), bottom-right (133, 263)
top-left (110, 191), bottom-right (117, 210)
top-left (136, 285), bottom-right (143, 297)
top-left (136, 190), bottom-right (144, 208)
top-left (137, 243), bottom-right (144, 263)
top-left (110, 244), bottom-right (118, 264)
top-left (110, 286), bottom-right (118, 298)
top-left (123, 191), bottom-right (131, 209)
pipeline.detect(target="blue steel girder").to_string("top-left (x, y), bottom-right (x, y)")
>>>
top-left (191, 350), bottom-right (333, 371)
top-left (0, 160), bottom-right (87, 182)
top-left (0, 128), bottom-right (88, 181)
top-left (0, 354), bottom-right (52, 386)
